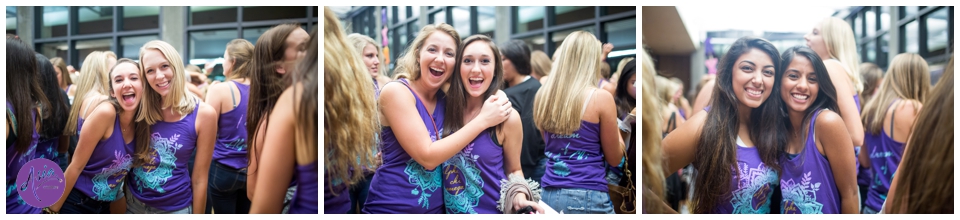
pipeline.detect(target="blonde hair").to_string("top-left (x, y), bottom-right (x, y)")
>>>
top-left (392, 23), bottom-right (461, 80)
top-left (821, 17), bottom-right (863, 93)
top-left (530, 50), bottom-right (552, 79)
top-left (323, 6), bottom-right (379, 189)
top-left (861, 53), bottom-right (930, 135)
top-left (610, 57), bottom-right (635, 85)
top-left (224, 39), bottom-right (255, 80)
top-left (654, 75), bottom-right (678, 106)
top-left (347, 33), bottom-right (385, 78)
top-left (533, 31), bottom-right (601, 134)
top-left (640, 46), bottom-right (665, 214)
top-left (136, 40), bottom-right (198, 125)
top-left (64, 51), bottom-right (117, 135)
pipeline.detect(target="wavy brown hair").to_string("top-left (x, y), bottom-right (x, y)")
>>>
top-left (246, 23), bottom-right (304, 169)
top-left (6, 38), bottom-right (51, 153)
top-left (887, 56), bottom-right (953, 214)
top-left (442, 35), bottom-right (504, 138)
top-left (50, 57), bottom-right (73, 88)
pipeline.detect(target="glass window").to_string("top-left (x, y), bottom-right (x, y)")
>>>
top-left (189, 29), bottom-right (235, 67)
top-left (866, 40), bottom-right (876, 63)
top-left (554, 6), bottom-right (594, 26)
top-left (408, 21), bottom-right (419, 40)
top-left (243, 27), bottom-right (270, 45)
top-left (881, 6), bottom-right (890, 32)
top-left (243, 6), bottom-right (308, 22)
top-left (120, 35), bottom-right (159, 60)
top-left (518, 34), bottom-right (545, 53)
top-left (515, 6), bottom-right (544, 33)
top-left (603, 6), bottom-right (634, 15)
top-left (40, 6), bottom-right (69, 38)
top-left (879, 33), bottom-right (889, 68)
top-left (477, 6), bottom-right (495, 38)
top-left (7, 6), bottom-right (16, 35)
top-left (76, 38), bottom-right (113, 69)
top-left (854, 14), bottom-right (862, 38)
top-left (396, 6), bottom-right (406, 22)
top-left (314, 6), bottom-right (319, 18)
top-left (866, 8), bottom-right (875, 37)
top-left (903, 20), bottom-right (918, 53)
top-left (431, 11), bottom-right (445, 25)
top-left (122, 6), bottom-right (159, 31)
top-left (77, 6), bottom-right (114, 35)
top-left (900, 6), bottom-right (917, 20)
top-left (552, 25), bottom-right (596, 55)
top-left (190, 6), bottom-right (237, 26)
top-left (38, 41), bottom-right (69, 63)
top-left (604, 18), bottom-right (636, 53)
top-left (452, 7), bottom-right (470, 36)
top-left (926, 7), bottom-right (948, 58)
top-left (411, 6), bottom-right (419, 18)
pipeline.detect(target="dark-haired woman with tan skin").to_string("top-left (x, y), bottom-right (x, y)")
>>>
top-left (883, 56), bottom-right (953, 214)
top-left (6, 38), bottom-right (51, 214)
top-left (662, 37), bottom-right (786, 214)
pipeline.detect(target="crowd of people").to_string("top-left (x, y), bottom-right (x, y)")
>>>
top-left (642, 17), bottom-right (954, 214)
top-left (324, 6), bottom-right (638, 214)
top-left (6, 21), bottom-right (318, 214)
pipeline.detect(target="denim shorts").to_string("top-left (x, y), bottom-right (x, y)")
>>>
top-left (541, 187), bottom-right (615, 214)
top-left (59, 189), bottom-right (111, 214)
top-left (124, 187), bottom-right (192, 214)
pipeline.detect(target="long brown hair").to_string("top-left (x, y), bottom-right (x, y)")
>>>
top-left (887, 56), bottom-right (953, 214)
top-left (294, 27), bottom-right (319, 168)
top-left (6, 38), bottom-right (51, 153)
top-left (246, 23), bottom-right (304, 172)
top-left (50, 57), bottom-right (73, 88)
top-left (442, 35), bottom-right (504, 138)
top-left (322, 6), bottom-right (378, 189)
top-left (861, 53), bottom-right (930, 135)
top-left (692, 37), bottom-right (786, 213)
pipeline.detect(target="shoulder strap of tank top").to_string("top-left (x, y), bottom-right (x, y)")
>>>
top-left (229, 81), bottom-right (238, 108)
top-left (398, 78), bottom-right (440, 138)
top-left (889, 99), bottom-right (899, 140)
top-left (581, 88), bottom-right (598, 116)
top-left (667, 111), bottom-right (677, 132)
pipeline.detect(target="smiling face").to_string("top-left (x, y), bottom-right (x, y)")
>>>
top-left (780, 55), bottom-right (820, 114)
top-left (460, 41), bottom-right (497, 98)
top-left (418, 31), bottom-right (458, 89)
top-left (141, 49), bottom-right (175, 97)
top-left (110, 62), bottom-right (143, 112)
top-left (731, 48), bottom-right (776, 108)
top-left (804, 23), bottom-right (830, 59)
top-left (361, 43), bottom-right (381, 78)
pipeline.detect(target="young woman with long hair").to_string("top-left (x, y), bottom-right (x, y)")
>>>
top-left (345, 33), bottom-right (388, 213)
top-left (440, 35), bottom-right (543, 214)
top-left (804, 17), bottom-right (865, 148)
top-left (362, 23), bottom-right (513, 214)
top-left (884, 56), bottom-right (953, 214)
top-left (530, 50), bottom-right (552, 84)
top-left (859, 53), bottom-right (930, 214)
top-left (249, 25), bottom-right (321, 214)
top-left (64, 51), bottom-right (117, 139)
top-left (662, 36), bottom-right (786, 214)
top-left (316, 7), bottom-right (378, 214)
top-left (533, 31), bottom-right (624, 214)
top-left (34, 54), bottom-right (72, 171)
top-left (639, 47), bottom-right (671, 214)
top-left (50, 57), bottom-right (74, 96)
top-left (126, 40), bottom-right (218, 214)
top-left (203, 38), bottom-right (255, 214)
top-left (245, 24), bottom-right (310, 210)
top-left (776, 46), bottom-right (857, 214)
top-left (47, 58), bottom-right (144, 214)
top-left (6, 38), bottom-right (51, 214)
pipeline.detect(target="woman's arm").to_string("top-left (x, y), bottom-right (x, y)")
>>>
top-left (596, 90), bottom-right (624, 166)
top-left (661, 110), bottom-right (707, 174)
top-left (378, 83), bottom-right (512, 170)
top-left (824, 60), bottom-right (864, 147)
top-left (191, 102), bottom-right (218, 214)
top-left (815, 111), bottom-right (859, 214)
top-left (249, 86), bottom-right (298, 213)
top-left (500, 110), bottom-right (543, 214)
top-left (50, 103), bottom-right (115, 212)
top-left (246, 120), bottom-right (268, 200)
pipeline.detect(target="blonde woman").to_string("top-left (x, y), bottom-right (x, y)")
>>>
top-left (533, 31), bottom-right (624, 214)
top-left (639, 47), bottom-right (671, 214)
top-left (655, 76), bottom-right (686, 135)
top-left (804, 17), bottom-right (865, 147)
top-left (64, 51), bottom-right (118, 138)
top-left (860, 53), bottom-right (930, 214)
top-left (126, 40), bottom-right (218, 214)
top-left (531, 50), bottom-right (552, 84)
top-left (348, 33), bottom-right (391, 91)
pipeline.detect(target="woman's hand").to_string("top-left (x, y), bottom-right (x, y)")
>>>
top-left (512, 193), bottom-right (544, 214)
top-left (478, 95), bottom-right (512, 128)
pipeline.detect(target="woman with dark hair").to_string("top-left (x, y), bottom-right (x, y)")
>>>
top-left (614, 60), bottom-right (637, 120)
top-left (776, 46), bottom-right (857, 214)
top-left (662, 36), bottom-right (787, 213)
top-left (500, 39), bottom-right (546, 183)
top-left (32, 54), bottom-right (72, 172)
top-left (6, 38), bottom-right (51, 214)
top-left (860, 53), bottom-right (930, 214)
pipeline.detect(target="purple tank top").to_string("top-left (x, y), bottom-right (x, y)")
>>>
top-left (541, 120), bottom-right (608, 193)
top-left (5, 101), bottom-right (43, 214)
top-left (442, 130), bottom-right (505, 214)
top-left (779, 109), bottom-right (840, 214)
top-left (711, 138), bottom-right (779, 214)
top-left (127, 101), bottom-right (200, 211)
top-left (854, 94), bottom-right (872, 186)
top-left (36, 137), bottom-right (60, 164)
top-left (290, 161), bottom-right (318, 214)
top-left (74, 115), bottom-right (133, 202)
top-left (323, 170), bottom-right (350, 213)
top-left (212, 81), bottom-right (250, 170)
top-left (678, 108), bottom-right (687, 120)
top-left (864, 101), bottom-right (905, 211)
top-left (363, 78), bottom-right (446, 214)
